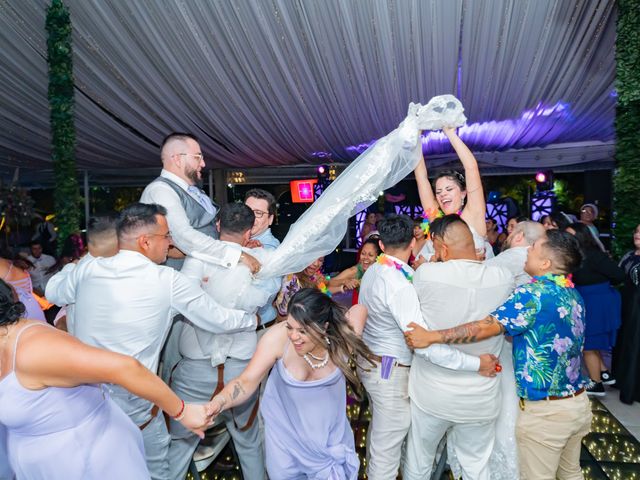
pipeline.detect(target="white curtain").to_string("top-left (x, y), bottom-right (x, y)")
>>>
top-left (0, 0), bottom-right (615, 173)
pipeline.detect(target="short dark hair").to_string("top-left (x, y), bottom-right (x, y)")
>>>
top-left (219, 203), bottom-right (255, 235)
top-left (378, 214), bottom-right (414, 249)
top-left (116, 203), bottom-right (167, 239)
top-left (29, 240), bottom-right (42, 248)
top-left (508, 215), bottom-right (530, 224)
top-left (567, 222), bottom-right (599, 251)
top-left (433, 170), bottom-right (466, 191)
top-left (87, 215), bottom-right (117, 243)
top-left (544, 230), bottom-right (583, 274)
top-left (161, 132), bottom-right (198, 150)
top-left (244, 188), bottom-right (277, 216)
top-left (430, 214), bottom-right (469, 241)
top-left (549, 212), bottom-right (571, 231)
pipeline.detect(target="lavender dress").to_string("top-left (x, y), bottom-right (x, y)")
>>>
top-left (261, 346), bottom-right (359, 479)
top-left (3, 265), bottom-right (45, 322)
top-left (0, 324), bottom-right (149, 479)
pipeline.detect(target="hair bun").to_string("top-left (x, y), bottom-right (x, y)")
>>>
top-left (1, 301), bottom-right (25, 325)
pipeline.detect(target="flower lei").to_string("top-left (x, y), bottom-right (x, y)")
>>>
top-left (420, 208), bottom-right (443, 238)
top-left (420, 208), bottom-right (462, 238)
top-left (376, 254), bottom-right (413, 283)
top-left (530, 273), bottom-right (575, 288)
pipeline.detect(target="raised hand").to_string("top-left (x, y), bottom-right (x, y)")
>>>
top-left (442, 126), bottom-right (457, 137)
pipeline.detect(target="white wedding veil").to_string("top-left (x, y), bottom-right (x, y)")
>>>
top-left (256, 95), bottom-right (467, 279)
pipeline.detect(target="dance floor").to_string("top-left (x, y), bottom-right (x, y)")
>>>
top-left (186, 394), bottom-right (640, 480)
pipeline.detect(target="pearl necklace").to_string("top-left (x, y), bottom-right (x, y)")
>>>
top-left (303, 351), bottom-right (329, 370)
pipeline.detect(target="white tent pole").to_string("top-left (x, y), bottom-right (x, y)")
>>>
top-left (83, 170), bottom-right (89, 231)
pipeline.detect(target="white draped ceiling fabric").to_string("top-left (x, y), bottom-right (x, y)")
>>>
top-left (0, 0), bottom-right (616, 182)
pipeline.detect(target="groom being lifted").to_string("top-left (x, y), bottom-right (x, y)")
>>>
top-left (357, 214), bottom-right (499, 480)
top-left (403, 215), bottom-right (514, 480)
top-left (406, 228), bottom-right (591, 480)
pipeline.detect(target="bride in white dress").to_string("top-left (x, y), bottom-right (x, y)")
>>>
top-left (413, 123), bottom-right (494, 261)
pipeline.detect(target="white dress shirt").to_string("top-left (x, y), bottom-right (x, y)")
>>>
top-left (179, 244), bottom-right (279, 366)
top-left (26, 253), bottom-right (56, 292)
top-left (409, 259), bottom-right (514, 422)
top-left (140, 170), bottom-right (241, 268)
top-left (359, 255), bottom-right (481, 370)
top-left (485, 246), bottom-right (531, 286)
top-left (59, 252), bottom-right (96, 335)
top-left (45, 250), bottom-right (253, 373)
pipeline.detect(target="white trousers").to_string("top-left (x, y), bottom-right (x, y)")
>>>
top-left (404, 400), bottom-right (496, 480)
top-left (358, 359), bottom-right (411, 480)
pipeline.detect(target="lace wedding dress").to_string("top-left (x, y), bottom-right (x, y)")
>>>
top-left (448, 340), bottom-right (520, 479)
top-left (195, 95), bottom-right (467, 306)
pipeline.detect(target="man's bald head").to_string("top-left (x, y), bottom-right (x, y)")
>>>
top-left (160, 132), bottom-right (204, 185)
top-left (430, 214), bottom-right (476, 261)
top-left (160, 132), bottom-right (198, 165)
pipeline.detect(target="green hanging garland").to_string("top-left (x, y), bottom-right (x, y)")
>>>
top-left (46, 0), bottom-right (81, 254)
top-left (612, 0), bottom-right (640, 258)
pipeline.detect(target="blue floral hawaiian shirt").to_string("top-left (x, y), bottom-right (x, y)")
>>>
top-left (491, 275), bottom-right (588, 400)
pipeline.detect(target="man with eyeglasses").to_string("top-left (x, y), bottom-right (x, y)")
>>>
top-left (244, 188), bottom-right (282, 332)
top-left (141, 132), bottom-right (260, 273)
top-left (46, 203), bottom-right (255, 480)
top-left (141, 132), bottom-right (262, 388)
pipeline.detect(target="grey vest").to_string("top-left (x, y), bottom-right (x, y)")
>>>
top-left (153, 176), bottom-right (218, 269)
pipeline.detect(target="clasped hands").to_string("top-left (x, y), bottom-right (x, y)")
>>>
top-left (404, 322), bottom-right (501, 377)
top-left (179, 396), bottom-right (229, 439)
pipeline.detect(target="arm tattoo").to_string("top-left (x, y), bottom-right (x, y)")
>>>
top-left (437, 316), bottom-right (504, 344)
top-left (231, 382), bottom-right (246, 400)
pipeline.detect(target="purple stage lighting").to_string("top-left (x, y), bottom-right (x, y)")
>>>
top-left (317, 165), bottom-right (326, 175)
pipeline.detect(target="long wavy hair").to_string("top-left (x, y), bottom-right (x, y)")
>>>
top-left (287, 288), bottom-right (374, 394)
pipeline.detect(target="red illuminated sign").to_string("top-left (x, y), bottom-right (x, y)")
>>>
top-left (290, 179), bottom-right (318, 203)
